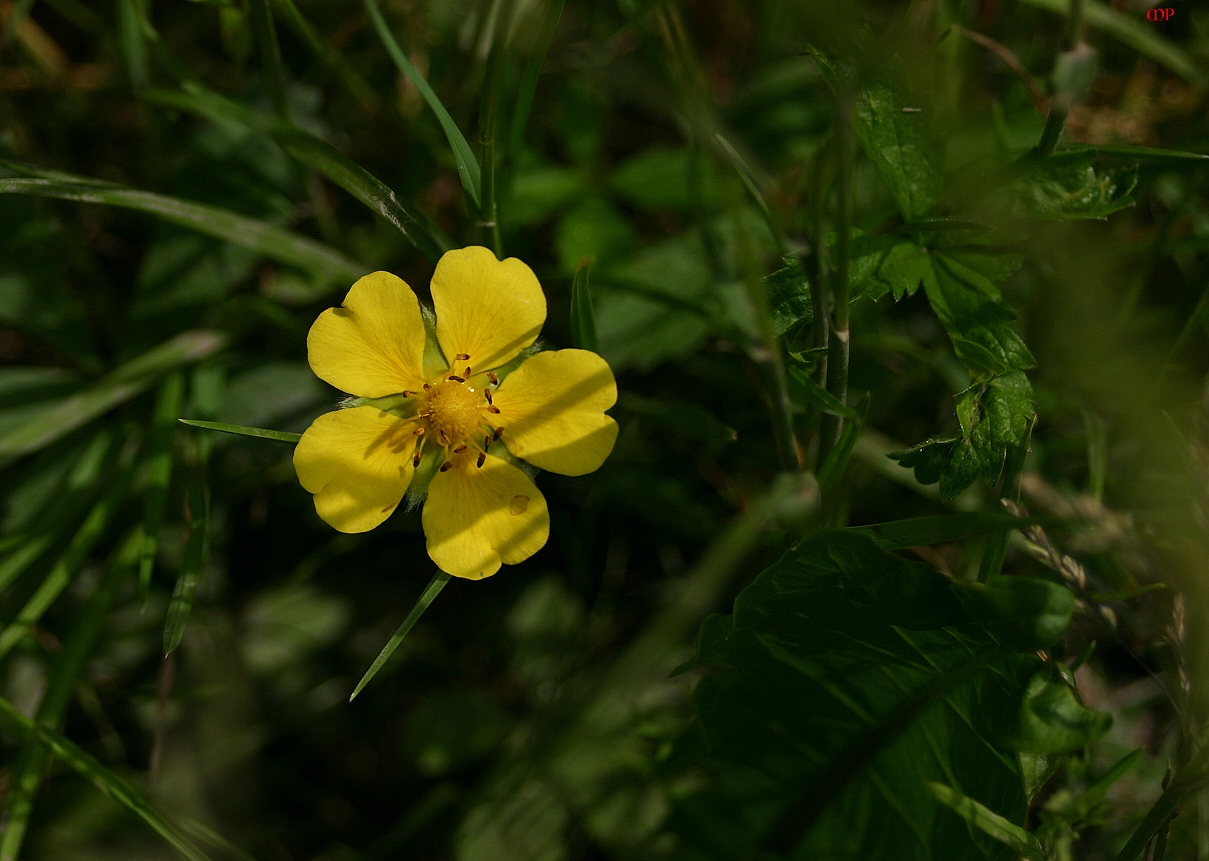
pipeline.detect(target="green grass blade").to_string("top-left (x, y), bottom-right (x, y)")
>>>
top-left (0, 0), bottom-right (37, 45)
top-left (851, 513), bottom-right (1039, 550)
top-left (116, 0), bottom-right (150, 88)
top-left (249, 0), bottom-right (289, 119)
top-left (349, 570), bottom-right (452, 701)
top-left (362, 0), bottom-right (482, 208)
top-left (0, 530), bottom-right (139, 861)
top-left (178, 419), bottom-right (301, 444)
top-left (0, 431), bottom-right (113, 595)
top-left (928, 783), bottom-right (1045, 861)
top-left (1016, 0), bottom-right (1204, 84)
top-left (139, 372), bottom-right (185, 603)
top-left (164, 470), bottom-right (208, 655)
top-left (270, 0), bottom-right (377, 107)
top-left (0, 170), bottom-right (366, 284)
top-left (507, 0), bottom-right (566, 157)
top-left (144, 86), bottom-right (453, 259)
top-left (0, 695), bottom-right (213, 861)
top-left (0, 331), bottom-right (227, 463)
top-left (570, 257), bottom-right (599, 352)
top-left (0, 457), bottom-right (137, 661)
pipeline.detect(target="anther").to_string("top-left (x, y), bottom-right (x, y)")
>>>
top-left (438, 430), bottom-right (450, 446)
top-left (453, 444), bottom-right (467, 454)
top-left (464, 366), bottom-right (472, 377)
top-left (487, 372), bottom-right (499, 386)
top-left (440, 461), bottom-right (453, 472)
top-left (476, 452), bottom-right (486, 468)
top-left (413, 427), bottom-right (425, 436)
top-left (484, 390), bottom-right (493, 405)
top-left (401, 390), bottom-right (413, 397)
top-left (412, 450), bottom-right (422, 467)
top-left (487, 405), bottom-right (501, 414)
top-left (423, 383), bottom-right (431, 391)
top-left (483, 435), bottom-right (490, 450)
top-left (455, 353), bottom-right (470, 361)
top-left (447, 375), bottom-right (466, 383)
top-left (493, 427), bottom-right (504, 440)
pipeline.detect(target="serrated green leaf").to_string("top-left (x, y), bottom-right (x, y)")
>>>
top-left (763, 255), bottom-right (813, 335)
top-left (0, 170), bottom-right (366, 284)
top-left (675, 531), bottom-right (1037, 860)
top-left (848, 233), bottom-right (930, 300)
top-left (0, 331), bottom-right (227, 464)
top-left (929, 783), bottom-right (1046, 861)
top-left (852, 83), bottom-right (940, 221)
top-left (956, 576), bottom-right (1076, 651)
top-left (1008, 152), bottom-right (1138, 220)
top-left (1007, 664), bottom-right (1112, 754)
top-left (362, 0), bottom-right (481, 208)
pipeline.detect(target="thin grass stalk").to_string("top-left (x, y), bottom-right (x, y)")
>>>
top-left (817, 96), bottom-right (853, 469)
top-left (977, 415), bottom-right (1036, 583)
top-left (480, 43), bottom-right (504, 257)
top-left (506, 0), bottom-right (566, 162)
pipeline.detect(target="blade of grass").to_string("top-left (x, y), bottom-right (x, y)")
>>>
top-left (0, 171), bottom-right (366, 284)
top-left (0, 695), bottom-right (213, 861)
top-left (851, 512), bottom-right (1039, 550)
top-left (362, 0), bottom-right (482, 208)
top-left (0, 331), bottom-right (227, 463)
top-left (0, 452), bottom-right (137, 661)
top-left (270, 0), bottom-right (377, 107)
top-left (0, 529), bottom-right (140, 861)
top-left (249, 0), bottom-right (289, 120)
top-left (163, 470), bottom-right (206, 656)
top-left (116, 0), bottom-right (150, 89)
top-left (1016, 0), bottom-right (1204, 85)
top-left (570, 257), bottom-right (599, 352)
top-left (138, 372), bottom-right (185, 604)
top-left (0, 430), bottom-right (113, 595)
top-left (144, 86), bottom-right (454, 259)
top-left (177, 419), bottom-right (301, 444)
top-left (507, 0), bottom-right (566, 158)
top-left (479, 42), bottom-right (504, 255)
top-left (349, 570), bottom-right (452, 701)
top-left (0, 0), bottom-right (37, 46)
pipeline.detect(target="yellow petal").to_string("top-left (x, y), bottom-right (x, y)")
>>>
top-left (293, 406), bottom-right (416, 533)
top-left (431, 246), bottom-right (545, 373)
top-left (492, 349), bottom-right (618, 476)
top-left (422, 454), bottom-right (550, 580)
top-left (308, 271), bottom-right (427, 398)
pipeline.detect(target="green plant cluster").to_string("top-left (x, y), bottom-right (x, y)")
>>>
top-left (2, 1), bottom-right (1208, 860)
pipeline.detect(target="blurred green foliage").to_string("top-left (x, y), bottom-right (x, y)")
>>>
top-left (2, 1), bottom-right (1209, 859)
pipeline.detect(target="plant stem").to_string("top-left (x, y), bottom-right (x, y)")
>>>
top-left (978, 415), bottom-right (1036, 583)
top-left (480, 44), bottom-right (504, 257)
top-left (818, 94), bottom-right (853, 468)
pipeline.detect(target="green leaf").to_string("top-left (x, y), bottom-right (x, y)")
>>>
top-left (177, 419), bottom-right (301, 444)
top-left (610, 146), bottom-right (721, 212)
top-left (164, 472), bottom-right (208, 656)
top-left (786, 363), bottom-right (861, 421)
top-left (1006, 664), bottom-right (1112, 754)
top-left (0, 331), bottom-right (227, 464)
top-left (851, 512), bottom-right (1037, 550)
top-left (928, 783), bottom-right (1046, 861)
top-left (848, 232), bottom-right (931, 300)
top-left (852, 83), bottom-right (940, 221)
top-left (1005, 152), bottom-right (1137, 220)
top-left (763, 255), bottom-right (813, 336)
top-left (955, 576), bottom-right (1076, 652)
top-left (570, 257), bottom-right (599, 353)
top-left (362, 0), bottom-right (481, 208)
top-left (349, 570), bottom-right (452, 701)
top-left (0, 697), bottom-right (213, 861)
top-left (0, 170), bottom-right (366, 285)
top-left (673, 531), bottom-right (1040, 860)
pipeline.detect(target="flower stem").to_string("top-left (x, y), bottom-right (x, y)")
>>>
top-left (480, 45), bottom-right (504, 258)
top-left (349, 569), bottom-right (451, 701)
top-left (817, 95), bottom-right (853, 469)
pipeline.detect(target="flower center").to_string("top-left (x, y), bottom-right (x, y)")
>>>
top-left (423, 379), bottom-right (480, 444)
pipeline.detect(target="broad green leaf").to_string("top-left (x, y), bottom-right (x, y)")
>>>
top-left (848, 232), bottom-right (931, 300)
top-left (928, 783), bottom-right (1046, 861)
top-left (177, 419), bottom-right (301, 444)
top-left (1006, 664), bottom-right (1112, 754)
top-left (956, 576), bottom-right (1076, 652)
top-left (0, 697), bottom-right (212, 861)
top-left (0, 171), bottom-right (366, 285)
top-left (671, 531), bottom-right (1053, 860)
top-left (1008, 152), bottom-right (1138, 220)
top-left (0, 331), bottom-right (227, 463)
top-left (362, 0), bottom-right (481, 208)
top-left (555, 197), bottom-right (635, 273)
top-left (852, 83), bottom-right (940, 221)
top-left (851, 512), bottom-right (1037, 550)
top-left (763, 255), bottom-right (813, 336)
top-left (610, 147), bottom-right (721, 212)
top-left (570, 257), bottom-right (599, 353)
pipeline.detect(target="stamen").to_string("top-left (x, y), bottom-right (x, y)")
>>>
top-left (483, 435), bottom-right (490, 450)
top-left (487, 405), bottom-right (501, 414)
top-left (487, 372), bottom-right (499, 386)
top-left (448, 375), bottom-right (466, 383)
top-left (423, 383), bottom-right (431, 391)
top-left (413, 450), bottom-right (422, 467)
top-left (438, 429), bottom-right (450, 446)
top-left (413, 427), bottom-right (425, 436)
top-left (401, 390), bottom-right (413, 397)
top-left (440, 461), bottom-right (453, 472)
top-left (453, 444), bottom-right (467, 454)
top-left (476, 452), bottom-right (486, 468)
top-left (493, 427), bottom-right (504, 440)
top-left (464, 366), bottom-right (472, 377)
top-left (484, 390), bottom-right (493, 405)
top-left (455, 353), bottom-right (470, 361)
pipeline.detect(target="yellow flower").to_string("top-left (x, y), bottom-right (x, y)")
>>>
top-left (293, 246), bottom-right (619, 580)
